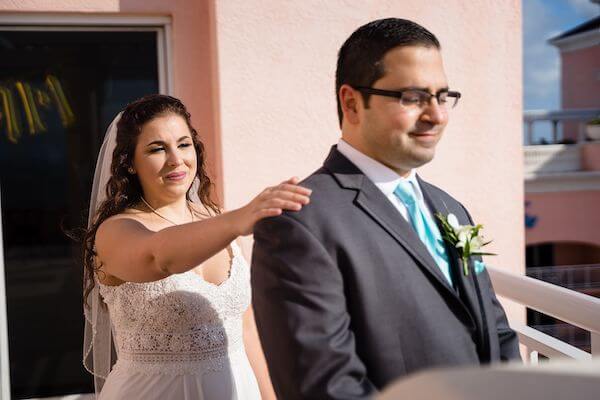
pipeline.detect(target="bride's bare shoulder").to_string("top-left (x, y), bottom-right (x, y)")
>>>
top-left (101, 207), bottom-right (143, 222)
top-left (97, 208), bottom-right (152, 236)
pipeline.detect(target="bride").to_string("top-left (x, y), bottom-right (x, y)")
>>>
top-left (82, 94), bottom-right (311, 399)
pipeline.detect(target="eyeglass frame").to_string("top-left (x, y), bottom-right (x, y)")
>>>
top-left (353, 86), bottom-right (462, 108)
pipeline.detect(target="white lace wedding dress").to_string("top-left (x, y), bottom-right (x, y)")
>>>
top-left (97, 243), bottom-right (261, 399)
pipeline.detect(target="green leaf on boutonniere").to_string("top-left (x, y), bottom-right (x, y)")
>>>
top-left (434, 212), bottom-right (496, 276)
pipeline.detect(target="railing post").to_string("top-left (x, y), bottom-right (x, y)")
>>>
top-left (527, 121), bottom-right (534, 145)
top-left (488, 266), bottom-right (600, 362)
top-left (530, 350), bottom-right (539, 365)
top-left (591, 332), bottom-right (600, 358)
top-left (578, 121), bottom-right (585, 144)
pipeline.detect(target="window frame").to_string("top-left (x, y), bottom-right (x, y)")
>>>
top-left (0, 13), bottom-right (173, 95)
top-left (0, 14), bottom-right (173, 399)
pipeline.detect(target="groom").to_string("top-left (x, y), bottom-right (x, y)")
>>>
top-left (251, 18), bottom-right (521, 399)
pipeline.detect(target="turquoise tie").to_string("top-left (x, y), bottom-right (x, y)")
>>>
top-left (394, 180), bottom-right (453, 286)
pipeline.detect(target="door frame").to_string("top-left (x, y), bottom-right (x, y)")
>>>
top-left (0, 185), bottom-right (9, 400)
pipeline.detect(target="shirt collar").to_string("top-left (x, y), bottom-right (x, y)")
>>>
top-left (336, 139), bottom-right (421, 200)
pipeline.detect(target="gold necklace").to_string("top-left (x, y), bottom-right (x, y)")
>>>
top-left (141, 197), bottom-right (194, 225)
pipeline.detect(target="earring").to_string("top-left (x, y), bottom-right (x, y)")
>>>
top-left (127, 167), bottom-right (135, 174)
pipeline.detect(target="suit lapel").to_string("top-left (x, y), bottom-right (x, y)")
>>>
top-left (323, 148), bottom-right (458, 298)
top-left (355, 188), bottom-right (460, 295)
top-left (418, 176), bottom-right (486, 344)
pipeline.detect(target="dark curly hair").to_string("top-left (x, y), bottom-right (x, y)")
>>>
top-left (82, 94), bottom-right (220, 308)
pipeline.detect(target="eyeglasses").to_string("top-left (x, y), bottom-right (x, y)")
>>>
top-left (354, 86), bottom-right (461, 110)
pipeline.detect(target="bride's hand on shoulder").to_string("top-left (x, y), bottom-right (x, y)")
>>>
top-left (233, 177), bottom-right (311, 236)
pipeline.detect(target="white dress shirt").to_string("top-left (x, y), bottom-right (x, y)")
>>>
top-left (336, 139), bottom-right (436, 225)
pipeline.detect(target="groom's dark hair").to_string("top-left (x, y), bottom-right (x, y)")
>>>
top-left (335, 18), bottom-right (441, 126)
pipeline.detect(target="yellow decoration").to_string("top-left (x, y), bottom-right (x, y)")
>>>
top-left (1, 75), bottom-right (76, 143)
top-left (15, 82), bottom-right (36, 135)
top-left (36, 89), bottom-right (51, 108)
top-left (46, 75), bottom-right (75, 127)
top-left (24, 82), bottom-right (47, 133)
top-left (0, 86), bottom-right (21, 144)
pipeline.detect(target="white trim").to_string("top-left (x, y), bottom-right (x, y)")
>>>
top-left (550, 29), bottom-right (600, 53)
top-left (0, 189), bottom-right (11, 399)
top-left (157, 28), bottom-right (168, 94)
top-left (488, 266), bottom-right (600, 336)
top-left (0, 26), bottom-right (160, 32)
top-left (524, 109), bottom-right (600, 122)
top-left (488, 265), bottom-right (600, 360)
top-left (0, 13), bottom-right (170, 27)
top-left (28, 395), bottom-right (93, 400)
top-left (514, 324), bottom-right (592, 361)
top-left (524, 144), bottom-right (581, 175)
top-left (161, 20), bottom-right (174, 95)
top-left (525, 170), bottom-right (600, 193)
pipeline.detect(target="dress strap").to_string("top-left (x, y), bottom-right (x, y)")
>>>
top-left (228, 241), bottom-right (240, 260)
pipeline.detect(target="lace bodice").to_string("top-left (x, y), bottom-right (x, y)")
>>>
top-left (98, 243), bottom-right (251, 375)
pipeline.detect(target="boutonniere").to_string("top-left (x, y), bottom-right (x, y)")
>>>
top-left (435, 213), bottom-right (496, 276)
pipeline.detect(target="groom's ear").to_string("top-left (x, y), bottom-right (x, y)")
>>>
top-left (339, 84), bottom-right (360, 125)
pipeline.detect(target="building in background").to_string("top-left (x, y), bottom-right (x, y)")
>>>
top-left (524, 12), bottom-right (600, 353)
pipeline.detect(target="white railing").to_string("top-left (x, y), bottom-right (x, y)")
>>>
top-left (524, 109), bottom-right (600, 145)
top-left (488, 266), bottom-right (600, 363)
top-left (524, 144), bottom-right (581, 175)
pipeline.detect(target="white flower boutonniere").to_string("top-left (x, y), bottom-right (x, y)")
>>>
top-left (435, 213), bottom-right (496, 276)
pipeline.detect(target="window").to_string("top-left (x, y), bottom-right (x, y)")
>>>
top-left (0, 22), bottom-right (168, 398)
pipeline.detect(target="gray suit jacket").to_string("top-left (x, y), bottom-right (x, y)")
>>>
top-left (251, 147), bottom-right (521, 399)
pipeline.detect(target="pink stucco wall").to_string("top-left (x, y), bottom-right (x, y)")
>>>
top-left (212, 1), bottom-right (524, 319)
top-left (1, 0), bottom-right (525, 322)
top-left (526, 191), bottom-right (600, 247)
top-left (561, 46), bottom-right (600, 110)
top-left (560, 45), bottom-right (600, 141)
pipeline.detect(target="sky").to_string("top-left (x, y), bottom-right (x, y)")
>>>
top-left (523, 0), bottom-right (599, 111)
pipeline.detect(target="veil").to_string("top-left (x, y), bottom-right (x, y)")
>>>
top-left (82, 112), bottom-right (204, 396)
top-left (83, 113), bottom-right (121, 396)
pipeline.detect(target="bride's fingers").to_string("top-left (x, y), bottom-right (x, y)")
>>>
top-left (264, 198), bottom-right (303, 211)
top-left (268, 190), bottom-right (310, 205)
top-left (254, 179), bottom-right (311, 216)
top-left (281, 176), bottom-right (300, 185)
top-left (276, 183), bottom-right (312, 196)
top-left (261, 182), bottom-right (309, 196)
top-left (257, 208), bottom-right (283, 219)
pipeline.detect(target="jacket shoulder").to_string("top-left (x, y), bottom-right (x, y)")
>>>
top-left (254, 167), bottom-right (348, 234)
top-left (419, 178), bottom-right (462, 207)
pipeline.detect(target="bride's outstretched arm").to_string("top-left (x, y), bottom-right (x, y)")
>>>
top-left (95, 178), bottom-right (311, 283)
top-left (244, 305), bottom-right (276, 400)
